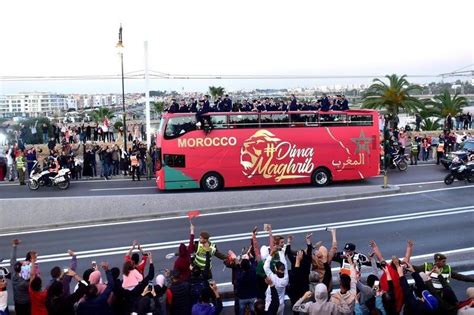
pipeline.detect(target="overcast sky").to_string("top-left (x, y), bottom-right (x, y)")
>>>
top-left (0, 0), bottom-right (472, 94)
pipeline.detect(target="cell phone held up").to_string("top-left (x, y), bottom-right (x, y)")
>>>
top-left (147, 281), bottom-right (153, 290)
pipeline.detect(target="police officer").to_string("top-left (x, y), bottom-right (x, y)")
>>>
top-left (414, 253), bottom-right (474, 290)
top-left (193, 231), bottom-right (227, 278)
top-left (331, 242), bottom-right (370, 274)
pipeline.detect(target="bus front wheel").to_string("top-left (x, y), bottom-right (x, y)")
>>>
top-left (312, 168), bottom-right (331, 187)
top-left (201, 172), bottom-right (223, 191)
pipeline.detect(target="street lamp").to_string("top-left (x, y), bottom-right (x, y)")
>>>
top-left (116, 24), bottom-right (127, 153)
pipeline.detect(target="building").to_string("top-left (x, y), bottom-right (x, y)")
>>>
top-left (0, 92), bottom-right (76, 118)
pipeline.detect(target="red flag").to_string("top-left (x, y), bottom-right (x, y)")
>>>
top-left (187, 210), bottom-right (201, 220)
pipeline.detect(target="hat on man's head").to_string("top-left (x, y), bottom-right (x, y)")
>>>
top-left (434, 253), bottom-right (446, 261)
top-left (422, 290), bottom-right (439, 310)
top-left (344, 243), bottom-right (356, 251)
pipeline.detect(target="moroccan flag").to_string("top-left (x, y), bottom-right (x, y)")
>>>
top-left (187, 210), bottom-right (201, 220)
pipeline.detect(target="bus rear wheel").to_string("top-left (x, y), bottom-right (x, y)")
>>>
top-left (312, 168), bottom-right (331, 187)
top-left (201, 172), bottom-right (223, 191)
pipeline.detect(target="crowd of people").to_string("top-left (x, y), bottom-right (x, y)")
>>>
top-left (1, 225), bottom-right (473, 315)
top-left (0, 138), bottom-right (158, 183)
top-left (163, 94), bottom-right (350, 114)
top-left (383, 118), bottom-right (473, 167)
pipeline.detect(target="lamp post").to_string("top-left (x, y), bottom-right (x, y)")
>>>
top-left (116, 24), bottom-right (127, 153)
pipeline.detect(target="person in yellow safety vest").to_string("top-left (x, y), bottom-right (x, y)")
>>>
top-left (414, 253), bottom-right (474, 290)
top-left (15, 151), bottom-right (27, 185)
top-left (130, 150), bottom-right (140, 181)
top-left (193, 231), bottom-right (227, 277)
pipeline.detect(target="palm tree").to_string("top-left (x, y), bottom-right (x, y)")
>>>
top-left (362, 74), bottom-right (422, 128)
top-left (151, 101), bottom-right (165, 119)
top-left (420, 118), bottom-right (442, 131)
top-left (91, 108), bottom-right (115, 124)
top-left (424, 90), bottom-right (467, 118)
top-left (208, 86), bottom-right (225, 100)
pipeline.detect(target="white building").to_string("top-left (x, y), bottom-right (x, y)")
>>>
top-left (0, 92), bottom-right (75, 118)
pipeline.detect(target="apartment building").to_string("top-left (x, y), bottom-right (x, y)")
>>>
top-left (0, 92), bottom-right (76, 118)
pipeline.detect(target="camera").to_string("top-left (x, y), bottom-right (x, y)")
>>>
top-left (147, 281), bottom-right (153, 290)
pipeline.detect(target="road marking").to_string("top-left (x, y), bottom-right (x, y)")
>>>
top-left (90, 187), bottom-right (156, 191)
top-left (397, 180), bottom-right (443, 187)
top-left (1, 206), bottom-right (473, 265)
top-left (0, 185), bottom-right (472, 235)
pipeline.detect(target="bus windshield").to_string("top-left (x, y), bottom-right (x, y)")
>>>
top-left (164, 115), bottom-right (197, 139)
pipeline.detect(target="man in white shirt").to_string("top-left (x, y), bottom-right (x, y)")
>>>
top-left (264, 248), bottom-right (289, 315)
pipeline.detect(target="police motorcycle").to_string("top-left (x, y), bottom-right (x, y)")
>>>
top-left (444, 155), bottom-right (474, 185)
top-left (388, 143), bottom-right (409, 171)
top-left (28, 159), bottom-right (71, 190)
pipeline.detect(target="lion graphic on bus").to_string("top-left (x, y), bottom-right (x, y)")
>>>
top-left (240, 130), bottom-right (280, 177)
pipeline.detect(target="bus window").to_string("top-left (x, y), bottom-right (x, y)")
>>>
top-left (320, 114), bottom-right (347, 126)
top-left (164, 154), bottom-right (185, 168)
top-left (210, 115), bottom-right (228, 129)
top-left (229, 114), bottom-right (259, 128)
top-left (164, 116), bottom-right (197, 139)
top-left (271, 114), bottom-right (289, 127)
top-left (292, 114), bottom-right (318, 127)
top-left (348, 115), bottom-right (373, 126)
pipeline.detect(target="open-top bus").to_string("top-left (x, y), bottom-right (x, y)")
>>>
top-left (155, 110), bottom-right (380, 190)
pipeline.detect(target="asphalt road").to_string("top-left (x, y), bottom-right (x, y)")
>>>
top-left (0, 163), bottom-right (453, 198)
top-left (0, 163), bottom-right (473, 309)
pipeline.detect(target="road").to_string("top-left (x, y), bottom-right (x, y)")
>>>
top-left (0, 163), bottom-right (452, 199)
top-left (0, 163), bottom-right (473, 309)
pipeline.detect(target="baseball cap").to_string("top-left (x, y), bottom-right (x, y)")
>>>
top-left (344, 243), bottom-right (356, 251)
top-left (422, 290), bottom-right (439, 310)
top-left (434, 253), bottom-right (446, 261)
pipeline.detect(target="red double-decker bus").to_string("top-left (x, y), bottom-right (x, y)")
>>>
top-left (155, 110), bottom-right (380, 190)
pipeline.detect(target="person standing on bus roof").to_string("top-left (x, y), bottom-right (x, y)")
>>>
top-left (223, 95), bottom-right (232, 112)
top-left (340, 95), bottom-right (349, 111)
top-left (289, 95), bottom-right (298, 111)
top-left (189, 98), bottom-right (198, 113)
top-left (178, 99), bottom-right (189, 113)
top-left (320, 94), bottom-right (331, 111)
top-left (168, 99), bottom-right (179, 113)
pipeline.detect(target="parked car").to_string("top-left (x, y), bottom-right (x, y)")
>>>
top-left (441, 140), bottom-right (474, 169)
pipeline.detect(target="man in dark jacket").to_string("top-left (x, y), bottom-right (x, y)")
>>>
top-left (167, 270), bottom-right (191, 315)
top-left (9, 239), bottom-right (30, 315)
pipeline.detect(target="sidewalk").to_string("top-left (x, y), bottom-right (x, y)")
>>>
top-left (0, 183), bottom-right (399, 233)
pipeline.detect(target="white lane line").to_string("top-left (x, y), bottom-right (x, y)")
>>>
top-left (397, 180), bottom-right (444, 187)
top-left (90, 187), bottom-right (156, 191)
top-left (1, 206), bottom-right (473, 265)
top-left (0, 185), bottom-right (473, 236)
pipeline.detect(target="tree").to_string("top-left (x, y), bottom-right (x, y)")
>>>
top-left (151, 101), bottom-right (165, 119)
top-left (208, 86), bottom-right (225, 100)
top-left (420, 118), bottom-right (442, 131)
top-left (91, 108), bottom-right (115, 124)
top-left (424, 90), bottom-right (467, 118)
top-left (362, 74), bottom-right (422, 128)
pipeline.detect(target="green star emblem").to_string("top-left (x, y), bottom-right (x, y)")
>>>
top-left (351, 130), bottom-right (372, 154)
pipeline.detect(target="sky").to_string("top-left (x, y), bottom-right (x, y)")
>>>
top-left (0, 0), bottom-right (472, 94)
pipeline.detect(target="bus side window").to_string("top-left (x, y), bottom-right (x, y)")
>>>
top-left (348, 115), bottom-right (373, 126)
top-left (210, 115), bottom-right (228, 129)
top-left (271, 114), bottom-right (289, 127)
top-left (230, 115), bottom-right (259, 128)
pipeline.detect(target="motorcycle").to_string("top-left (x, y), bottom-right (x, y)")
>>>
top-left (390, 152), bottom-right (409, 171)
top-left (444, 157), bottom-right (474, 185)
top-left (28, 160), bottom-right (71, 190)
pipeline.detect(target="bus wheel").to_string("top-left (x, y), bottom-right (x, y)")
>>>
top-left (312, 168), bottom-right (331, 187)
top-left (201, 172), bottom-right (223, 191)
